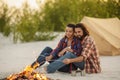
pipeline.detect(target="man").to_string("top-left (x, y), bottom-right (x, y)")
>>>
top-left (63, 23), bottom-right (101, 73)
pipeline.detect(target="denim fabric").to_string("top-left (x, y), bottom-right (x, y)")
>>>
top-left (58, 64), bottom-right (71, 73)
top-left (31, 47), bottom-right (84, 73)
top-left (47, 52), bottom-right (85, 73)
top-left (31, 47), bottom-right (53, 67)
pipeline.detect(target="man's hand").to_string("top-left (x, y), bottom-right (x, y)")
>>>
top-left (63, 58), bottom-right (71, 64)
top-left (46, 55), bottom-right (53, 61)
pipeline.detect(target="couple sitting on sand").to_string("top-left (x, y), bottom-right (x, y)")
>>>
top-left (26, 23), bottom-right (101, 74)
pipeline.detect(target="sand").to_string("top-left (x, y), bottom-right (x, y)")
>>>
top-left (0, 33), bottom-right (120, 80)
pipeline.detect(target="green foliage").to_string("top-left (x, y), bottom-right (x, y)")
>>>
top-left (0, 0), bottom-right (119, 43)
top-left (34, 32), bottom-right (57, 41)
top-left (0, 2), bottom-right (11, 36)
top-left (12, 3), bottom-right (56, 43)
top-left (12, 4), bottom-right (37, 42)
top-left (105, 0), bottom-right (120, 18)
top-left (40, 0), bottom-right (80, 31)
top-left (40, 0), bottom-right (120, 31)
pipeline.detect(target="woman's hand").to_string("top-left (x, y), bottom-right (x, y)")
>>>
top-left (45, 55), bottom-right (53, 61)
top-left (58, 47), bottom-right (73, 57)
top-left (58, 47), bottom-right (67, 57)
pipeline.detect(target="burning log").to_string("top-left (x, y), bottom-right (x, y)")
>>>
top-left (7, 71), bottom-right (48, 80)
top-left (6, 65), bottom-right (49, 80)
top-left (4, 63), bottom-right (60, 80)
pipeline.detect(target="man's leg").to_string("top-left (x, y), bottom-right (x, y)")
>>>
top-left (46, 52), bottom-right (77, 73)
top-left (58, 64), bottom-right (70, 73)
top-left (73, 61), bottom-right (85, 70)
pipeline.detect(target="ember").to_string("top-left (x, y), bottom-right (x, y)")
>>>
top-left (6, 65), bottom-right (49, 80)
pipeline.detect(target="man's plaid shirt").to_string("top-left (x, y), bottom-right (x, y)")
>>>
top-left (81, 36), bottom-right (101, 73)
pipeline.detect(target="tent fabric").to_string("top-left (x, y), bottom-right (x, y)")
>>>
top-left (81, 16), bottom-right (120, 56)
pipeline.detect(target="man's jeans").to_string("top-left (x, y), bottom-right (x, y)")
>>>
top-left (47, 52), bottom-right (85, 73)
top-left (31, 47), bottom-right (84, 73)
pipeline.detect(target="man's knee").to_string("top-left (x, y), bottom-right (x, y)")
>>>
top-left (64, 52), bottom-right (76, 58)
top-left (65, 52), bottom-right (72, 55)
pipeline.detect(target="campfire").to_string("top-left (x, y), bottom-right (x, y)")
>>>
top-left (6, 65), bottom-right (50, 80)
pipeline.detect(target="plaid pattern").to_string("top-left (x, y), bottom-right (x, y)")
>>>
top-left (81, 36), bottom-right (101, 73)
top-left (51, 36), bottom-right (82, 57)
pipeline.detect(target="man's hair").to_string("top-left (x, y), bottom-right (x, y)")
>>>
top-left (75, 23), bottom-right (89, 40)
top-left (67, 24), bottom-right (76, 32)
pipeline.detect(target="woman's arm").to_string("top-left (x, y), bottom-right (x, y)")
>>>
top-left (50, 38), bottom-right (64, 57)
top-left (58, 47), bottom-right (73, 57)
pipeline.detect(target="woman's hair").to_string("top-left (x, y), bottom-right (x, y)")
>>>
top-left (75, 23), bottom-right (89, 40)
top-left (67, 23), bottom-right (75, 32)
top-left (63, 23), bottom-right (75, 38)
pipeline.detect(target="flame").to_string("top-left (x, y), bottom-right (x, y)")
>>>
top-left (32, 62), bottom-right (40, 69)
top-left (24, 65), bottom-right (34, 72)
top-left (7, 65), bottom-right (49, 80)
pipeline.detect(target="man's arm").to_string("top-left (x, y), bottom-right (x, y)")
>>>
top-left (63, 56), bottom-right (84, 64)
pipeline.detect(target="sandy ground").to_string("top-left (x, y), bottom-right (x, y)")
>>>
top-left (0, 33), bottom-right (120, 80)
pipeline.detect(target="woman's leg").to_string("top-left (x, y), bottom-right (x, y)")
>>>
top-left (39, 46), bottom-right (53, 55)
top-left (31, 47), bottom-right (53, 68)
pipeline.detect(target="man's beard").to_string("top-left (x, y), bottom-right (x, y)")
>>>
top-left (77, 35), bottom-right (83, 41)
top-left (78, 35), bottom-right (82, 39)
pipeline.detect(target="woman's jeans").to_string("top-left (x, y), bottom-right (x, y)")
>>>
top-left (31, 47), bottom-right (85, 73)
top-left (31, 47), bottom-right (53, 67)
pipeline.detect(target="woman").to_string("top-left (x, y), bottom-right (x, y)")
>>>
top-left (28, 23), bottom-right (83, 73)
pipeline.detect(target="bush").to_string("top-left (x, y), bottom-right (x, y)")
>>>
top-left (0, 0), bottom-right (119, 43)
top-left (0, 2), bottom-right (11, 36)
top-left (11, 2), bottom-right (56, 43)
top-left (39, 0), bottom-right (120, 31)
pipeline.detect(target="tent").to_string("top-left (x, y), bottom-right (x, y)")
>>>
top-left (81, 16), bottom-right (120, 56)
